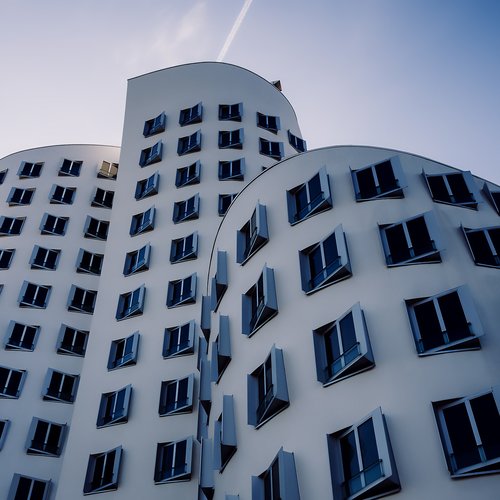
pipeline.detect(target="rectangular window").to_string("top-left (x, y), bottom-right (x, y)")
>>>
top-left (107, 332), bottom-right (140, 370)
top-left (40, 213), bottom-right (68, 236)
top-left (76, 249), bottom-right (103, 275)
top-left (218, 158), bottom-right (244, 181)
top-left (218, 129), bottom-right (243, 149)
top-left (155, 437), bottom-right (193, 483)
top-left (130, 206), bottom-right (155, 236)
top-left (143, 112), bottom-right (166, 137)
top-left (84, 446), bottom-right (122, 494)
top-left (170, 232), bottom-right (198, 263)
top-left (0, 248), bottom-right (15, 269)
top-left (247, 345), bottom-right (289, 428)
top-left (287, 167), bottom-right (332, 225)
top-left (8, 474), bottom-right (51, 500)
top-left (327, 407), bottom-right (401, 500)
top-left (19, 281), bottom-right (51, 308)
top-left (211, 315), bottom-right (231, 383)
top-left (312, 303), bottom-right (374, 386)
top-left (211, 250), bottom-right (228, 311)
top-left (482, 182), bottom-right (500, 215)
top-left (96, 385), bottom-right (132, 428)
top-left (135, 171), bottom-right (159, 199)
top-left (176, 161), bottom-right (200, 188)
top-left (424, 170), bottom-right (479, 209)
top-left (236, 203), bottom-right (269, 264)
top-left (462, 225), bottom-right (500, 268)
top-left (26, 417), bottom-right (66, 456)
top-left (179, 102), bottom-right (202, 126)
top-left (163, 320), bottom-right (195, 358)
top-left (139, 141), bottom-right (163, 167)
top-left (257, 112), bottom-right (280, 134)
top-left (67, 285), bottom-right (97, 314)
top-left (405, 285), bottom-right (484, 355)
top-left (92, 187), bottom-right (114, 208)
top-left (218, 193), bottom-right (237, 216)
top-left (172, 194), bottom-right (200, 223)
top-left (0, 169), bottom-right (8, 184)
top-left (214, 394), bottom-right (237, 471)
top-left (159, 374), bottom-right (194, 416)
top-left (0, 366), bottom-right (26, 399)
top-left (49, 184), bottom-right (76, 204)
top-left (18, 161), bottom-right (43, 178)
top-left (433, 387), bottom-right (500, 477)
top-left (288, 130), bottom-right (307, 153)
top-left (5, 321), bottom-right (40, 351)
top-left (116, 285), bottom-right (145, 320)
top-left (57, 325), bottom-right (89, 357)
top-left (123, 243), bottom-right (151, 275)
top-left (0, 419), bottom-right (10, 450)
top-left (30, 246), bottom-right (61, 270)
top-left (7, 187), bottom-right (35, 206)
top-left (177, 130), bottom-right (201, 156)
top-left (166, 273), bottom-right (197, 308)
top-left (0, 216), bottom-right (25, 236)
top-left (259, 138), bottom-right (283, 160)
top-left (98, 160), bottom-right (119, 180)
top-left (42, 369), bottom-right (79, 403)
top-left (219, 102), bottom-right (242, 121)
top-left (84, 216), bottom-right (109, 240)
top-left (59, 158), bottom-right (82, 177)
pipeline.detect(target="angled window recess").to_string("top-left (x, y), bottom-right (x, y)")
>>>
top-left (0, 366), bottom-right (27, 399)
top-left (0, 169), bottom-right (8, 184)
top-left (154, 436), bottom-right (194, 484)
top-left (84, 446), bottom-right (122, 494)
top-left (433, 386), bottom-right (500, 477)
top-left (159, 374), bottom-right (194, 416)
top-left (211, 250), bottom-right (228, 311)
top-left (67, 285), bottom-right (97, 314)
top-left (167, 273), bottom-right (197, 308)
top-left (352, 157), bottom-right (405, 201)
top-left (116, 285), bottom-right (145, 321)
top-left (313, 303), bottom-right (374, 386)
top-left (30, 246), bottom-right (60, 270)
top-left (49, 184), bottom-right (76, 204)
top-left (5, 321), bottom-right (40, 352)
top-left (219, 129), bottom-right (243, 149)
top-left (92, 187), bottom-right (114, 208)
top-left (237, 203), bottom-right (269, 264)
top-left (76, 249), bottom-right (103, 275)
top-left (288, 130), bottom-right (307, 153)
top-left (130, 206), bottom-right (155, 236)
top-left (136, 170), bottom-right (159, 199)
top-left (98, 160), bottom-right (119, 180)
top-left (18, 161), bottom-right (43, 178)
top-left (257, 112), bottom-right (280, 134)
top-left (287, 167), bottom-right (332, 225)
top-left (259, 138), bottom-right (283, 161)
top-left (170, 232), bottom-right (198, 263)
top-left (299, 225), bottom-right (351, 294)
top-left (199, 355), bottom-right (212, 415)
top-left (379, 211), bottom-right (441, 266)
top-left (173, 193), bottom-right (200, 223)
top-left (176, 161), bottom-right (200, 188)
top-left (211, 315), bottom-right (231, 383)
top-left (59, 158), bottom-right (82, 177)
top-left (199, 438), bottom-right (214, 497)
top-left (8, 474), bottom-right (51, 500)
top-left (40, 213), bottom-right (68, 236)
top-left (108, 332), bottom-right (140, 370)
top-left (163, 320), bottom-right (195, 358)
top-left (405, 285), bottom-right (483, 355)
top-left (462, 225), bottom-right (500, 268)
top-left (252, 448), bottom-right (300, 500)
top-left (219, 194), bottom-right (237, 216)
top-left (214, 394), bottom-right (237, 472)
top-left (219, 103), bottom-right (242, 121)
top-left (178, 130), bottom-right (201, 156)
top-left (219, 158), bottom-right (244, 181)
top-left (19, 281), bottom-right (51, 308)
top-left (42, 369), bottom-right (79, 403)
top-left (0, 248), bottom-right (15, 269)
top-left (84, 216), bottom-right (109, 240)
top-left (0, 216), bottom-right (25, 236)
top-left (143, 112), bottom-right (166, 137)
top-left (26, 417), bottom-right (67, 457)
top-left (424, 169), bottom-right (479, 209)
top-left (96, 385), bottom-right (132, 428)
top-left (123, 243), bottom-right (151, 276)
top-left (57, 325), bottom-right (89, 357)
top-left (328, 407), bottom-right (401, 500)
top-left (139, 141), bottom-right (163, 167)
top-left (242, 265), bottom-right (278, 337)
top-left (7, 187), bottom-right (35, 206)
top-left (179, 102), bottom-right (202, 126)
top-left (0, 419), bottom-right (10, 450)
top-left (201, 295), bottom-right (211, 342)
top-left (248, 345), bottom-right (289, 428)
top-left (482, 182), bottom-right (500, 215)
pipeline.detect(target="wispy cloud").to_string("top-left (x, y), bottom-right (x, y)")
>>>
top-left (217, 0), bottom-right (253, 62)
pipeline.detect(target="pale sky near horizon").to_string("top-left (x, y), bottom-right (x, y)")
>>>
top-left (1, 0), bottom-right (499, 183)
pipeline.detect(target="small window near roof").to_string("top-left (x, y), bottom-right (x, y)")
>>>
top-left (143, 112), bottom-right (166, 137)
top-left (482, 182), bottom-right (500, 215)
top-left (179, 103), bottom-right (202, 126)
top-left (288, 130), bottom-right (307, 153)
top-left (462, 225), bottom-right (500, 268)
top-left (219, 103), bottom-right (242, 121)
top-left (98, 160), bottom-right (119, 180)
top-left (424, 170), bottom-right (479, 209)
top-left (59, 159), bottom-right (82, 177)
top-left (18, 161), bottom-right (43, 178)
top-left (257, 112), bottom-right (280, 134)
top-left (0, 169), bottom-right (8, 184)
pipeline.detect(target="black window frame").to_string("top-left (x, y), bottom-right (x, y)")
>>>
top-left (5, 321), bottom-right (40, 352)
top-left (84, 216), bottom-right (109, 240)
top-left (40, 213), bottom-right (69, 236)
top-left (42, 368), bottom-right (79, 404)
top-left (92, 187), bottom-right (114, 208)
top-left (18, 281), bottom-right (52, 308)
top-left (67, 285), bottom-right (98, 314)
top-left (76, 249), bottom-right (104, 275)
top-left (482, 182), bottom-right (500, 215)
top-left (218, 193), bottom-right (237, 216)
top-left (0, 248), bottom-right (15, 269)
top-left (0, 365), bottom-right (27, 399)
top-left (56, 324), bottom-right (89, 357)
top-left (26, 417), bottom-right (67, 457)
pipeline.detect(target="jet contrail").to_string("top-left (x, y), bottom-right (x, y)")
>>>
top-left (216, 0), bottom-right (254, 62)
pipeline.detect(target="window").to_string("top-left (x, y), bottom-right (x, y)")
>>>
top-left (379, 212), bottom-right (441, 266)
top-left (30, 246), bottom-right (60, 270)
top-left (123, 243), bottom-right (150, 275)
top-left (139, 141), bottom-right (163, 167)
top-left (155, 437), bottom-right (193, 483)
top-left (170, 232), bottom-right (198, 263)
top-left (98, 160), bottom-right (119, 179)
top-left (462, 225), bottom-right (500, 268)
top-left (211, 250), bottom-right (228, 311)
top-left (424, 170), bottom-right (479, 209)
top-left (96, 385), bottom-right (132, 428)
top-left (42, 369), bottom-right (79, 403)
top-left (177, 130), bottom-right (201, 156)
top-left (5, 321), bottom-right (40, 351)
top-left (218, 129), bottom-right (243, 149)
top-left (219, 194), bottom-right (237, 216)
top-left (218, 158), bottom-right (244, 181)
top-left (59, 158), bottom-right (82, 177)
top-left (211, 315), bottom-right (231, 383)
top-left (247, 346), bottom-right (289, 428)
top-left (287, 167), bottom-right (332, 225)
top-left (7, 187), bottom-right (35, 206)
top-left (433, 387), bottom-right (500, 477)
top-left (236, 203), bottom-right (269, 264)
top-left (40, 213), bottom-right (68, 236)
top-left (67, 285), bottom-right (97, 314)
top-left (312, 303), bottom-right (374, 386)
top-left (179, 102), bottom-right (202, 126)
top-left (76, 249), bottom-right (103, 275)
top-left (0, 169), bottom-right (8, 184)
top-left (219, 103), bottom-right (242, 121)
top-left (159, 374), bottom-right (194, 416)
top-left (163, 320), bottom-right (195, 358)
top-left (166, 273), bottom-right (197, 308)
top-left (92, 187), bottom-right (114, 208)
top-left (0, 248), bottom-right (15, 269)
top-left (130, 206), bottom-right (155, 236)
top-left (0, 419), bottom-right (10, 450)
top-left (0, 216), bottom-right (25, 236)
top-left (18, 161), bottom-right (43, 178)
top-left (57, 325), bottom-right (89, 357)
top-left (176, 161), bottom-right (200, 188)
top-left (84, 446), bottom-right (122, 494)
top-left (116, 285), bottom-right (145, 320)
top-left (143, 112), bottom-right (166, 137)
top-left (405, 285), bottom-right (484, 355)
top-left (288, 130), bottom-right (307, 153)
top-left (0, 366), bottom-right (26, 399)
top-left (251, 448), bottom-right (300, 500)
top-left (8, 474), bottom-right (51, 500)
top-left (26, 417), bottom-right (66, 456)
top-left (352, 157), bottom-right (405, 201)
top-left (84, 216), bottom-right (109, 240)
top-left (242, 266), bottom-right (278, 337)
top-left (482, 182), bottom-right (500, 215)
top-left (257, 112), bottom-right (280, 134)
top-left (135, 171), bottom-right (159, 199)
top-left (259, 138), bottom-right (283, 160)
top-left (49, 184), bottom-right (76, 204)
top-left (18, 281), bottom-right (51, 308)
top-left (172, 194), bottom-right (200, 223)
top-left (214, 394), bottom-right (237, 471)
top-left (108, 332), bottom-right (140, 370)
top-left (327, 407), bottom-right (401, 500)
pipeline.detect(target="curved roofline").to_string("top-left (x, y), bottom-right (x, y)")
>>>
top-left (0, 143), bottom-right (120, 162)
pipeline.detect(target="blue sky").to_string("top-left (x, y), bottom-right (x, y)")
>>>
top-left (1, 0), bottom-right (499, 183)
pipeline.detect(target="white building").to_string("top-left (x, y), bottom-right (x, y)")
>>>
top-left (0, 63), bottom-right (499, 500)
